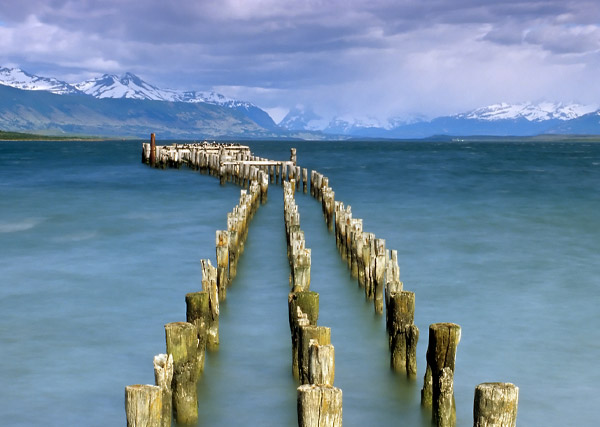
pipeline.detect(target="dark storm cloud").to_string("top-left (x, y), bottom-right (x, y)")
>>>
top-left (1, 0), bottom-right (600, 120)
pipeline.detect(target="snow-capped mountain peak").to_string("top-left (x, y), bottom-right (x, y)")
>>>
top-left (73, 72), bottom-right (257, 110)
top-left (73, 73), bottom-right (172, 101)
top-left (0, 67), bottom-right (81, 95)
top-left (278, 105), bottom-right (328, 131)
top-left (458, 102), bottom-right (598, 122)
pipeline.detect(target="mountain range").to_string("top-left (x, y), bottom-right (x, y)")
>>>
top-left (1, 66), bottom-right (600, 139)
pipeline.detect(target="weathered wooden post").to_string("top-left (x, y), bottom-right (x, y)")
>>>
top-left (201, 259), bottom-right (219, 349)
top-left (297, 385), bottom-right (342, 427)
top-left (302, 168), bottom-right (308, 193)
top-left (388, 291), bottom-right (419, 378)
top-left (298, 325), bottom-right (331, 384)
top-left (125, 384), bottom-right (163, 427)
top-left (373, 238), bottom-right (386, 314)
top-left (185, 292), bottom-right (209, 374)
top-left (260, 170), bottom-right (269, 203)
top-left (282, 162), bottom-right (288, 182)
top-left (474, 383), bottom-right (519, 427)
top-left (291, 147), bottom-right (297, 165)
top-left (437, 368), bottom-right (454, 427)
top-left (216, 230), bottom-right (229, 301)
top-left (292, 248), bottom-right (311, 291)
top-left (153, 353), bottom-right (173, 427)
top-left (288, 291), bottom-right (319, 327)
top-left (227, 214), bottom-right (239, 281)
top-left (422, 323), bottom-right (461, 426)
top-left (165, 322), bottom-right (199, 425)
top-left (385, 250), bottom-right (402, 309)
top-left (288, 291), bottom-right (319, 378)
top-left (308, 340), bottom-right (335, 386)
top-left (150, 133), bottom-right (156, 166)
top-left (349, 219), bottom-right (362, 277)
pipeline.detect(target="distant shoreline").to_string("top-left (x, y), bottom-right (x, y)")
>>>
top-left (0, 130), bottom-right (132, 141)
top-left (2, 129), bottom-right (600, 143)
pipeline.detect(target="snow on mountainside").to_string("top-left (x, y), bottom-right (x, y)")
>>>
top-left (73, 72), bottom-right (257, 109)
top-left (279, 106), bottom-right (327, 131)
top-left (73, 72), bottom-right (172, 100)
top-left (458, 102), bottom-right (597, 122)
top-left (0, 67), bottom-right (259, 110)
top-left (0, 67), bottom-right (81, 95)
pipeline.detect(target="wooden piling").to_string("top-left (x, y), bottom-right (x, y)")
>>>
top-left (150, 133), bottom-right (156, 166)
top-left (292, 248), bottom-right (311, 291)
top-left (288, 291), bottom-right (320, 328)
top-left (297, 384), bottom-right (342, 427)
top-left (125, 384), bottom-right (163, 427)
top-left (298, 325), bottom-right (331, 385)
top-left (422, 323), bottom-right (461, 426)
top-left (302, 168), bottom-right (308, 193)
top-left (227, 214), bottom-right (239, 281)
top-left (436, 367), bottom-right (455, 427)
top-left (153, 353), bottom-right (173, 427)
top-left (388, 291), bottom-right (419, 378)
top-left (308, 341), bottom-right (335, 386)
top-left (291, 147), bottom-right (297, 165)
top-left (474, 383), bottom-right (519, 427)
top-left (385, 250), bottom-right (402, 310)
top-left (201, 259), bottom-right (219, 349)
top-left (374, 238), bottom-right (386, 313)
top-left (288, 291), bottom-right (319, 379)
top-left (165, 322), bottom-right (199, 425)
top-left (260, 170), bottom-right (269, 203)
top-left (216, 230), bottom-right (229, 301)
top-left (185, 292), bottom-right (210, 374)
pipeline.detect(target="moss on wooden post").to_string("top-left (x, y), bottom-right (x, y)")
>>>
top-left (288, 291), bottom-right (319, 330)
top-left (474, 383), bottom-right (519, 427)
top-left (185, 291), bottom-right (209, 374)
top-left (227, 214), bottom-right (239, 281)
top-left (165, 322), bottom-right (198, 425)
top-left (389, 291), bottom-right (419, 378)
top-left (289, 291), bottom-right (319, 379)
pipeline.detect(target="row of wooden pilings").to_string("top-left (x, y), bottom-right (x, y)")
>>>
top-left (283, 179), bottom-right (343, 426)
top-left (126, 139), bottom-right (266, 425)
top-left (132, 135), bottom-right (518, 426)
top-left (310, 170), bottom-right (519, 427)
top-left (142, 135), bottom-right (309, 195)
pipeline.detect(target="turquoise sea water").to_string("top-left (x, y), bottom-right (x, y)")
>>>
top-left (1, 139), bottom-right (599, 426)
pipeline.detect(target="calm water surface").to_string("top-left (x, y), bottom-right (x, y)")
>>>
top-left (0, 139), bottom-right (598, 426)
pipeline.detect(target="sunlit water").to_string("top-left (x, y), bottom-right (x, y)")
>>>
top-left (1, 140), bottom-right (598, 426)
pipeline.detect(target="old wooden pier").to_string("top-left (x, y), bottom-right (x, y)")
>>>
top-left (126, 134), bottom-right (518, 427)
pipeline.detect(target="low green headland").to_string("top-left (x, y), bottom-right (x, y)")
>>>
top-left (0, 130), bottom-right (114, 141)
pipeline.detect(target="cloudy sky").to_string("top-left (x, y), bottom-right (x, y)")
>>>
top-left (1, 0), bottom-right (600, 123)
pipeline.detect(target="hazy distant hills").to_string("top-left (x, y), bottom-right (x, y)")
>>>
top-left (2, 66), bottom-right (600, 139)
top-left (279, 102), bottom-right (600, 138)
